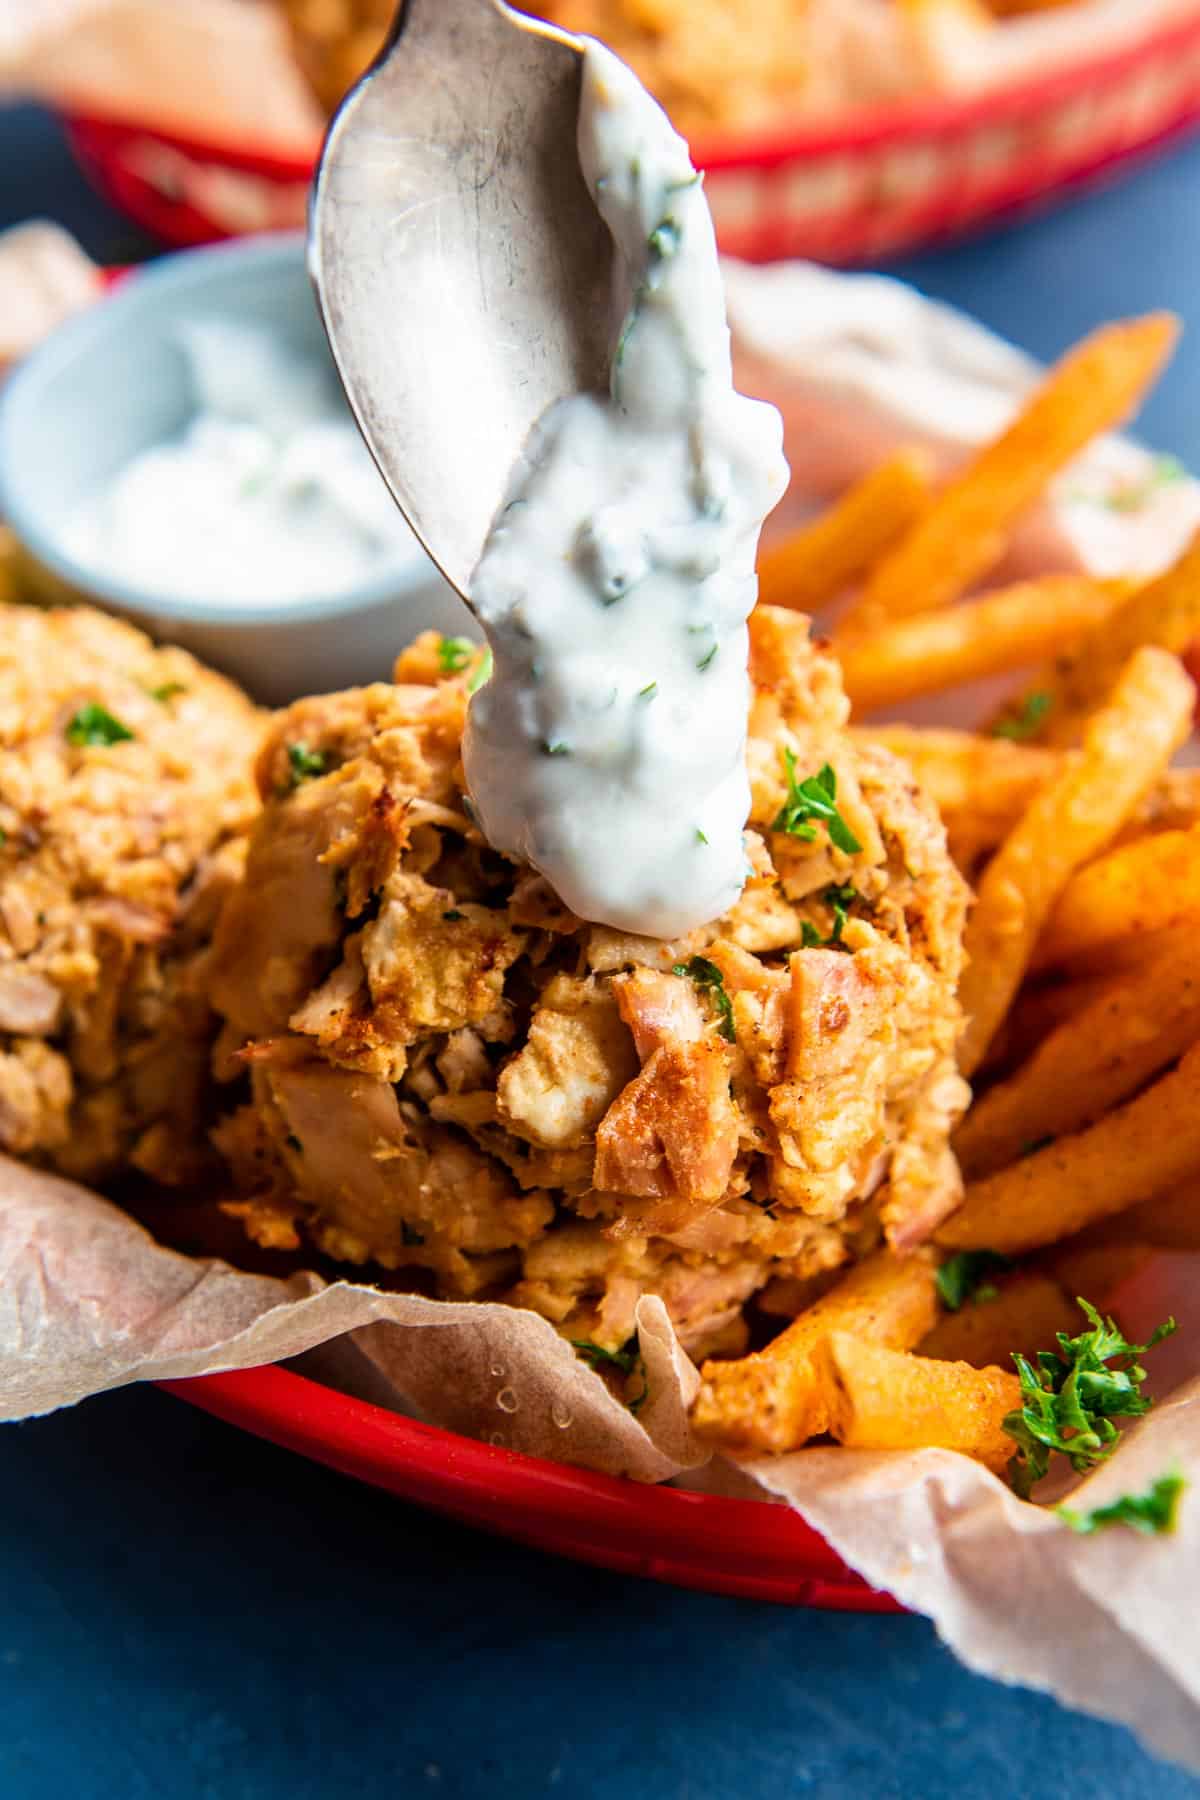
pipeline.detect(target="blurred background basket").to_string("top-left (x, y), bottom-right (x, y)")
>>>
top-left (61, 6), bottom-right (1200, 264)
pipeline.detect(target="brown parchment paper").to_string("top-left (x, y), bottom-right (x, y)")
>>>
top-left (5, 1155), bottom-right (1200, 1772)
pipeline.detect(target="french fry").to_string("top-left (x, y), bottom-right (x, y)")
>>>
top-left (1102, 1182), bottom-right (1200, 1251)
top-left (957, 646), bottom-right (1195, 1075)
top-left (954, 940), bottom-right (1200, 1178)
top-left (837, 315), bottom-right (1178, 636)
top-left (1116, 767), bottom-right (1200, 845)
top-left (938, 1037), bottom-right (1200, 1253)
top-left (917, 1272), bottom-right (1079, 1371)
top-left (756, 449), bottom-right (930, 614)
top-left (814, 1334), bottom-right (1020, 1472)
top-left (1033, 824), bottom-right (1200, 971)
top-left (1001, 527), bottom-right (1200, 748)
top-left (1042, 1241), bottom-right (1157, 1304)
top-left (858, 726), bottom-right (1061, 870)
top-left (691, 1248), bottom-right (939, 1454)
top-left (839, 576), bottom-right (1123, 716)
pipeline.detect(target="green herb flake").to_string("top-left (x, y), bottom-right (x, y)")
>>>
top-left (802, 882), bottom-right (861, 951)
top-left (401, 1221), bottom-right (426, 1247)
top-left (437, 635), bottom-right (475, 675)
top-left (443, 909), bottom-right (465, 922)
top-left (695, 828), bottom-right (709, 845)
top-left (672, 955), bottom-right (735, 1043)
top-left (1003, 1298), bottom-right (1178, 1499)
top-left (1021, 1135), bottom-right (1056, 1158)
top-left (647, 218), bottom-right (681, 261)
top-left (697, 643), bottom-right (718, 672)
top-left (65, 703), bottom-right (134, 748)
top-left (285, 1133), bottom-right (303, 1154)
top-left (467, 646), bottom-right (494, 695)
top-left (571, 1338), bottom-right (648, 1416)
top-left (542, 740), bottom-right (571, 757)
top-left (936, 1249), bottom-right (1014, 1312)
top-left (638, 681), bottom-right (658, 698)
top-left (772, 752), bottom-right (862, 855)
top-left (148, 681), bottom-right (187, 704)
top-left (1058, 1469), bottom-right (1186, 1537)
top-left (287, 742), bottom-right (329, 786)
top-left (992, 692), bottom-right (1052, 742)
top-left (0, 827), bottom-right (6, 848)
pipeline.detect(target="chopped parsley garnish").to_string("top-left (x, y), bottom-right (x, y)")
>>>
top-left (437, 635), bottom-right (475, 674)
top-left (443, 909), bottom-right (465, 922)
top-left (287, 742), bottom-right (329, 786)
top-left (802, 882), bottom-right (861, 951)
top-left (672, 955), bottom-right (735, 1043)
top-left (571, 1338), bottom-right (649, 1416)
top-left (992, 691), bottom-right (1052, 742)
top-left (1021, 1135), bottom-right (1056, 1158)
top-left (467, 647), bottom-right (493, 695)
top-left (638, 681), bottom-right (658, 698)
top-left (647, 218), bottom-right (681, 261)
top-left (148, 681), bottom-right (187, 704)
top-left (401, 1221), bottom-right (426, 1247)
top-left (936, 1249), bottom-right (1014, 1312)
top-left (285, 1133), bottom-right (303, 1153)
top-left (65, 703), bottom-right (134, 748)
top-left (696, 643), bottom-right (718, 673)
top-left (695, 828), bottom-right (709, 845)
top-left (1003, 1298), bottom-right (1177, 1499)
top-left (1058, 1469), bottom-right (1186, 1537)
top-left (542, 739), bottom-right (571, 757)
top-left (772, 753), bottom-right (862, 855)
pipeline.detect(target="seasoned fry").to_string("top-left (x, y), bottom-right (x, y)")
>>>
top-left (1033, 824), bottom-right (1200, 971)
top-left (917, 1273), bottom-right (1079, 1371)
top-left (839, 576), bottom-right (1122, 716)
top-left (691, 1248), bottom-right (939, 1454)
top-left (857, 726), bottom-right (1061, 870)
top-left (1003, 527), bottom-right (1200, 748)
top-left (1042, 1241), bottom-right (1156, 1305)
top-left (756, 449), bottom-right (930, 615)
top-left (938, 1037), bottom-right (1200, 1253)
top-left (954, 942), bottom-right (1200, 1178)
top-left (1101, 1182), bottom-right (1200, 1251)
top-left (838, 315), bottom-right (1178, 636)
top-left (814, 1334), bottom-right (1020, 1472)
top-left (957, 646), bottom-right (1195, 1075)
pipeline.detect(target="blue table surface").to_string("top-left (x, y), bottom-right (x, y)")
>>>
top-left (2, 100), bottom-right (1199, 1800)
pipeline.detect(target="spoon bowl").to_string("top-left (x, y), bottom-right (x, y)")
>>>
top-left (309, 0), bottom-right (616, 600)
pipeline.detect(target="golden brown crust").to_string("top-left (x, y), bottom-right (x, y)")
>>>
top-left (0, 604), bottom-right (262, 1182)
top-left (207, 611), bottom-right (967, 1353)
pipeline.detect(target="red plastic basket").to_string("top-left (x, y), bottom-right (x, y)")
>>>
top-left (62, 7), bottom-right (1200, 263)
top-left (162, 1364), bottom-right (898, 1609)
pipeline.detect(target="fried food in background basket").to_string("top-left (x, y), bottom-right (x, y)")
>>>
top-left (205, 611), bottom-right (968, 1362)
top-left (277, 0), bottom-right (1099, 135)
top-left (0, 604), bottom-right (262, 1185)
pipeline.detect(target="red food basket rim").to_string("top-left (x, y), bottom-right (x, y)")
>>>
top-left (60, 4), bottom-right (1200, 181)
top-left (161, 1363), bottom-right (897, 1606)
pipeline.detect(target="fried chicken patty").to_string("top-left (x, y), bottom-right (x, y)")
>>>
top-left (0, 604), bottom-right (263, 1183)
top-left (208, 608), bottom-right (968, 1357)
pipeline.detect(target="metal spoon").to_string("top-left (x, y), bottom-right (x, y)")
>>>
top-left (309, 0), bottom-right (616, 601)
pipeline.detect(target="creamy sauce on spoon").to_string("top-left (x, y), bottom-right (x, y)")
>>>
top-left (462, 42), bottom-right (788, 937)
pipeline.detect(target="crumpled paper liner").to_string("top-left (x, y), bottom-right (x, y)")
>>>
top-left (6, 1157), bottom-right (1200, 1771)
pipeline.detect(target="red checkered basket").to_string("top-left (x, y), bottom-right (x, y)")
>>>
top-left (61, 6), bottom-right (1200, 263)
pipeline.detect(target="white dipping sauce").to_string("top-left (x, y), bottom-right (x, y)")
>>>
top-left (463, 43), bottom-right (788, 938)
top-left (65, 319), bottom-right (419, 605)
